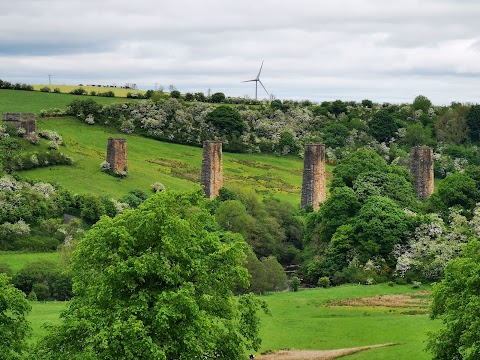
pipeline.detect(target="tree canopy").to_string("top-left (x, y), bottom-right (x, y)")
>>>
top-left (34, 190), bottom-right (264, 360)
top-left (0, 273), bottom-right (31, 360)
top-left (428, 238), bottom-right (480, 360)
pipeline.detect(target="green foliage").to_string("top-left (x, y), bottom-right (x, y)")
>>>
top-left (210, 92), bottom-right (226, 103)
top-left (12, 260), bottom-right (72, 301)
top-left (353, 196), bottom-right (411, 264)
top-left (429, 172), bottom-right (479, 218)
top-left (466, 104), bottom-right (480, 142)
top-left (317, 276), bottom-right (330, 288)
top-left (331, 150), bottom-right (389, 189)
top-left (34, 190), bottom-right (265, 359)
top-left (289, 276), bottom-right (301, 292)
top-left (412, 95), bottom-right (432, 112)
top-left (427, 239), bottom-right (480, 360)
top-left (206, 105), bottom-right (244, 134)
top-left (369, 109), bottom-right (398, 143)
top-left (0, 273), bottom-right (31, 360)
top-left (170, 90), bottom-right (181, 98)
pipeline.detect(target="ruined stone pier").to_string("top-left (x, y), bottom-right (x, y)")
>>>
top-left (201, 141), bottom-right (223, 199)
top-left (411, 145), bottom-right (434, 199)
top-left (301, 144), bottom-right (326, 210)
top-left (1, 113), bottom-right (36, 133)
top-left (106, 138), bottom-right (128, 175)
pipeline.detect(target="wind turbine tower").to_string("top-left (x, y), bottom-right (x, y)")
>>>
top-left (243, 61), bottom-right (269, 100)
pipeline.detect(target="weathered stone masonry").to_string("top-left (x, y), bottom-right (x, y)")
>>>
top-left (106, 138), bottom-right (128, 175)
top-left (301, 144), bottom-right (326, 210)
top-left (1, 113), bottom-right (36, 133)
top-left (201, 141), bottom-right (223, 199)
top-left (411, 145), bottom-right (434, 199)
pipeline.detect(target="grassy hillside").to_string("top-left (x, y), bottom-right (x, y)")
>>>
top-left (0, 89), bottom-right (138, 114)
top-left (15, 117), bottom-right (329, 204)
top-left (0, 252), bottom-right (60, 273)
top-left (32, 84), bottom-right (145, 98)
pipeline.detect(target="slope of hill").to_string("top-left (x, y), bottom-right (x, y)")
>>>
top-left (15, 116), bottom-right (327, 204)
top-left (0, 89), bottom-right (138, 114)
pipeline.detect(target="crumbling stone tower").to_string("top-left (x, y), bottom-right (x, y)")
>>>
top-left (106, 138), bottom-right (127, 175)
top-left (411, 146), bottom-right (434, 199)
top-left (201, 141), bottom-right (223, 199)
top-left (301, 144), bottom-right (326, 211)
top-left (2, 113), bottom-right (36, 133)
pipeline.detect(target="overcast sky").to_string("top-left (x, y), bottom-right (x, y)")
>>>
top-left (1, 0), bottom-right (480, 104)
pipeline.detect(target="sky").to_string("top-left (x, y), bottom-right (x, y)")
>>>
top-left (1, 0), bottom-right (480, 104)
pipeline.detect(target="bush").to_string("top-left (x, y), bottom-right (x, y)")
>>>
top-left (151, 182), bottom-right (166, 193)
top-left (97, 91), bottom-right (115, 97)
top-left (69, 88), bottom-right (87, 95)
top-left (27, 290), bottom-right (37, 301)
top-left (40, 86), bottom-right (51, 92)
top-left (290, 276), bottom-right (301, 292)
top-left (317, 276), bottom-right (330, 288)
top-left (53, 88), bottom-right (61, 93)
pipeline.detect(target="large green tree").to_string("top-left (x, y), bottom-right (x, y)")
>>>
top-left (0, 273), bottom-right (31, 360)
top-left (34, 190), bottom-right (264, 360)
top-left (427, 238), bottom-right (480, 359)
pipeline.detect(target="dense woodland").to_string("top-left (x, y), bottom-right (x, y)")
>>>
top-left (3, 88), bottom-right (480, 358)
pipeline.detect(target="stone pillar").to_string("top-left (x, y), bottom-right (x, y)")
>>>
top-left (106, 138), bottom-right (127, 175)
top-left (201, 141), bottom-right (223, 199)
top-left (301, 144), bottom-right (326, 210)
top-left (411, 146), bottom-right (434, 200)
top-left (2, 113), bottom-right (36, 133)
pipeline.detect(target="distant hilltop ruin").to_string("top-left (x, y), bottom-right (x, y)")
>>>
top-left (1, 113), bottom-right (36, 133)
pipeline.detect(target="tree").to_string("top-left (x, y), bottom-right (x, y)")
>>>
top-left (436, 108), bottom-right (468, 144)
top-left (34, 190), bottom-right (264, 360)
top-left (429, 172), bottom-right (479, 218)
top-left (170, 90), bottom-right (181, 99)
top-left (466, 105), bottom-right (480, 142)
top-left (206, 106), bottom-right (244, 135)
top-left (0, 273), bottom-right (31, 360)
top-left (210, 92), bottom-right (226, 103)
top-left (427, 238), bottom-right (480, 359)
top-left (331, 150), bottom-right (389, 189)
top-left (369, 109), bottom-right (398, 143)
top-left (412, 95), bottom-right (432, 112)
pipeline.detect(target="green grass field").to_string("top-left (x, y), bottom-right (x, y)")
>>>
top-left (0, 89), bottom-right (138, 115)
top-left (0, 252), bottom-right (60, 273)
top-left (258, 284), bottom-right (439, 359)
top-left (32, 84), bottom-right (145, 98)
top-left (28, 301), bottom-right (66, 343)
top-left (15, 117), bottom-right (328, 205)
top-left (25, 284), bottom-right (439, 359)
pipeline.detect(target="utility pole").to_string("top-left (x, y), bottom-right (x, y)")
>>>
top-left (48, 74), bottom-right (52, 86)
top-left (155, 83), bottom-right (158, 91)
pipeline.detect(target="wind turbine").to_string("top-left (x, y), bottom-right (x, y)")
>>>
top-left (243, 61), bottom-right (269, 100)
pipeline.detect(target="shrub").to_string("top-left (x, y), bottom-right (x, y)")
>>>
top-left (84, 114), bottom-right (95, 125)
top-left (100, 161), bottom-right (111, 172)
top-left (26, 132), bottom-right (40, 145)
top-left (27, 290), bottom-right (37, 301)
top-left (40, 86), bottom-right (51, 92)
top-left (69, 88), bottom-right (87, 95)
top-left (290, 276), bottom-right (301, 292)
top-left (412, 281), bottom-right (421, 289)
top-left (151, 182), bottom-right (166, 193)
top-left (53, 88), bottom-right (61, 93)
top-left (317, 276), bottom-right (330, 288)
top-left (47, 141), bottom-right (59, 150)
top-left (97, 91), bottom-right (115, 97)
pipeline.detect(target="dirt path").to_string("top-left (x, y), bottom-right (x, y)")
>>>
top-left (256, 343), bottom-right (397, 360)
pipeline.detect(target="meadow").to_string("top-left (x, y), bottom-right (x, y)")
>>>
top-left (0, 252), bottom-right (60, 273)
top-left (32, 84), bottom-right (145, 98)
top-left (25, 284), bottom-right (439, 359)
top-left (0, 89), bottom-right (138, 114)
top-left (258, 284), bottom-right (439, 360)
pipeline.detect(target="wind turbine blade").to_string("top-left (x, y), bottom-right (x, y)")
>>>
top-left (242, 79), bottom-right (257, 83)
top-left (259, 80), bottom-right (269, 96)
top-left (256, 60), bottom-right (264, 79)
